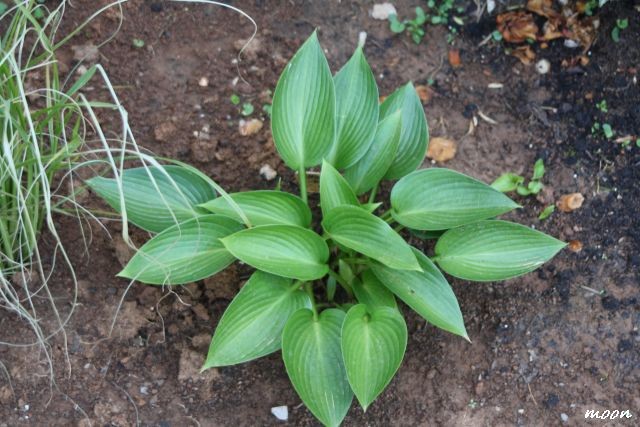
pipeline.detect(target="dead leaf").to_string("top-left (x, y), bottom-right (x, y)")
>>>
top-left (568, 240), bottom-right (583, 253)
top-left (414, 85), bottom-right (433, 103)
top-left (512, 45), bottom-right (536, 65)
top-left (497, 11), bottom-right (539, 43)
top-left (448, 49), bottom-right (461, 68)
top-left (541, 18), bottom-right (564, 41)
top-left (527, 0), bottom-right (559, 19)
top-left (239, 119), bottom-right (263, 136)
top-left (557, 193), bottom-right (584, 212)
top-left (427, 137), bottom-right (457, 162)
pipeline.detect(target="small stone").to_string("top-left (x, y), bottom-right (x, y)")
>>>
top-left (198, 77), bottom-right (209, 87)
top-left (239, 119), bottom-right (263, 136)
top-left (259, 164), bottom-right (277, 181)
top-left (414, 85), bottom-right (433, 103)
top-left (371, 3), bottom-right (397, 20)
top-left (76, 64), bottom-right (88, 76)
top-left (271, 406), bottom-right (288, 421)
top-left (560, 413), bottom-right (569, 422)
top-left (191, 139), bottom-right (219, 162)
top-left (536, 59), bottom-right (550, 74)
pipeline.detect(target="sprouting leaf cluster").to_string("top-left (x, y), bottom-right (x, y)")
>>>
top-left (389, 1), bottom-right (465, 44)
top-left (88, 32), bottom-right (565, 426)
top-left (492, 158), bottom-right (546, 196)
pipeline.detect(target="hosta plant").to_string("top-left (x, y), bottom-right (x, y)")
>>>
top-left (88, 32), bottom-right (565, 426)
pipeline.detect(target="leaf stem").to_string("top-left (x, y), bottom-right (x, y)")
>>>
top-left (304, 283), bottom-right (318, 320)
top-left (368, 183), bottom-right (379, 204)
top-left (327, 269), bottom-right (353, 298)
top-left (298, 166), bottom-right (308, 204)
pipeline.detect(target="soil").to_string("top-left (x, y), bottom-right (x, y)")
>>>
top-left (1, 0), bottom-right (639, 426)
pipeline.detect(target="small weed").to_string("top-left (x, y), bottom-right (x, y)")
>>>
top-left (389, 0), bottom-right (464, 45)
top-left (241, 102), bottom-right (254, 116)
top-left (602, 123), bottom-right (614, 139)
top-left (538, 205), bottom-right (555, 220)
top-left (596, 100), bottom-right (608, 113)
top-left (132, 38), bottom-right (145, 48)
top-left (230, 93), bottom-right (241, 105)
top-left (262, 103), bottom-right (272, 117)
top-left (492, 159), bottom-right (546, 196)
top-left (611, 18), bottom-right (628, 43)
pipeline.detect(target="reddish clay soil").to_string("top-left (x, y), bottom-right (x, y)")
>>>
top-left (1, 1), bottom-right (638, 426)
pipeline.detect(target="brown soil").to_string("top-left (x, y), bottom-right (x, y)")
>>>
top-left (1, 1), bottom-right (638, 426)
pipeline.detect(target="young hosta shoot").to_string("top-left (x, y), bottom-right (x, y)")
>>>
top-left (90, 32), bottom-right (565, 426)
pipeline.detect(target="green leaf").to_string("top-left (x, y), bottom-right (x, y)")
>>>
top-left (352, 270), bottom-right (397, 309)
top-left (323, 205), bottom-right (420, 271)
top-left (327, 46), bottom-right (379, 169)
top-left (611, 26), bottom-right (620, 42)
top-left (389, 15), bottom-right (406, 33)
top-left (199, 190), bottom-right (311, 228)
top-left (391, 168), bottom-right (520, 230)
top-left (379, 83), bottom-right (428, 179)
top-left (371, 248), bottom-right (467, 338)
top-left (434, 220), bottom-right (566, 281)
top-left (538, 204), bottom-right (555, 220)
top-left (221, 225), bottom-right (329, 280)
top-left (282, 309), bottom-right (352, 427)
top-left (527, 180), bottom-right (543, 194)
top-left (271, 31), bottom-right (335, 170)
top-left (343, 111), bottom-right (402, 195)
top-left (320, 160), bottom-right (359, 217)
top-left (341, 304), bottom-right (407, 411)
top-left (532, 159), bottom-right (545, 180)
top-left (119, 215), bottom-right (242, 284)
top-left (203, 271), bottom-right (310, 368)
top-left (491, 173), bottom-right (524, 193)
top-left (87, 165), bottom-right (216, 233)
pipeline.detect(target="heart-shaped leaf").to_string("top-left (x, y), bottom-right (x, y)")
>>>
top-left (434, 220), bottom-right (566, 281)
top-left (323, 205), bottom-right (421, 271)
top-left (221, 225), bottom-right (329, 280)
top-left (379, 83), bottom-right (428, 180)
top-left (352, 270), bottom-right (397, 309)
top-left (119, 215), bottom-right (242, 284)
top-left (327, 46), bottom-right (379, 169)
top-left (87, 165), bottom-right (215, 233)
top-left (371, 248), bottom-right (467, 338)
top-left (391, 168), bottom-right (520, 230)
top-left (320, 160), bottom-right (359, 217)
top-left (271, 31), bottom-right (335, 170)
top-left (342, 304), bottom-right (407, 411)
top-left (282, 309), bottom-right (352, 427)
top-left (199, 190), bottom-right (311, 228)
top-left (203, 271), bottom-right (310, 369)
top-left (343, 111), bottom-right (402, 195)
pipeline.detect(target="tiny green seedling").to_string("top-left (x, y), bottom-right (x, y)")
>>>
top-left (538, 204), bottom-right (555, 221)
top-left (389, 1), bottom-right (464, 45)
top-left (132, 38), bottom-right (145, 48)
top-left (262, 103), bottom-right (272, 117)
top-left (611, 18), bottom-right (628, 43)
top-left (492, 158), bottom-right (546, 196)
top-left (229, 93), bottom-right (240, 105)
top-left (241, 102), bottom-right (254, 116)
top-left (89, 33), bottom-right (564, 426)
top-left (596, 99), bottom-right (608, 113)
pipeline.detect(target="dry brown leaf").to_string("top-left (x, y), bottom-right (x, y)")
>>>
top-left (427, 137), bottom-right (457, 162)
top-left (512, 45), bottom-right (536, 65)
top-left (448, 49), bottom-right (461, 68)
top-left (557, 193), bottom-right (584, 212)
top-left (527, 0), bottom-right (559, 19)
top-left (497, 11), bottom-right (539, 43)
top-left (415, 85), bottom-right (433, 103)
top-left (568, 240), bottom-right (583, 253)
top-left (541, 18), bottom-right (564, 41)
top-left (238, 119), bottom-right (263, 136)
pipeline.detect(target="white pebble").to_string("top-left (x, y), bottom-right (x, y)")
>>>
top-left (198, 77), bottom-right (209, 87)
top-left (561, 413), bottom-right (569, 422)
top-left (271, 405), bottom-right (288, 421)
top-left (260, 164), bottom-right (277, 181)
top-left (371, 3), bottom-right (397, 20)
top-left (536, 59), bottom-right (550, 74)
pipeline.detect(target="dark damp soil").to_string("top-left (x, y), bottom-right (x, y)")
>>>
top-left (1, 0), bottom-right (638, 426)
